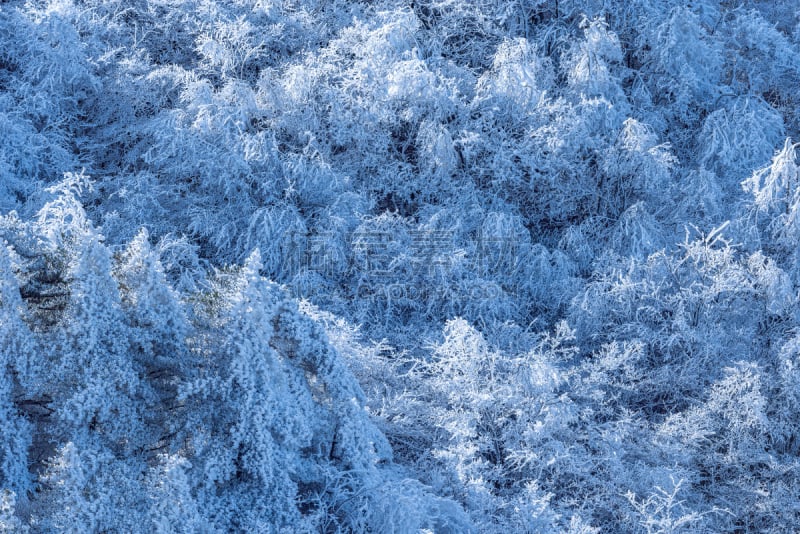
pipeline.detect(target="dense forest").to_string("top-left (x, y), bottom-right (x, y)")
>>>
top-left (2, 0), bottom-right (800, 531)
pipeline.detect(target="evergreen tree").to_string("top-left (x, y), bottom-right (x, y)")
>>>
top-left (0, 244), bottom-right (32, 503)
top-left (52, 230), bottom-right (148, 453)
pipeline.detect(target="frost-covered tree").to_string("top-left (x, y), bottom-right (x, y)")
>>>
top-left (115, 228), bottom-right (190, 372)
top-left (185, 251), bottom-right (313, 529)
top-left (51, 230), bottom-right (148, 453)
top-left (146, 454), bottom-right (205, 534)
top-left (0, 244), bottom-right (32, 503)
top-left (37, 438), bottom-right (146, 533)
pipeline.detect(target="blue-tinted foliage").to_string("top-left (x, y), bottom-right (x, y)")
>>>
top-left (2, 0), bottom-right (800, 531)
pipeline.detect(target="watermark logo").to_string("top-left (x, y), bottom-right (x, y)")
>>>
top-left (269, 228), bottom-right (522, 302)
